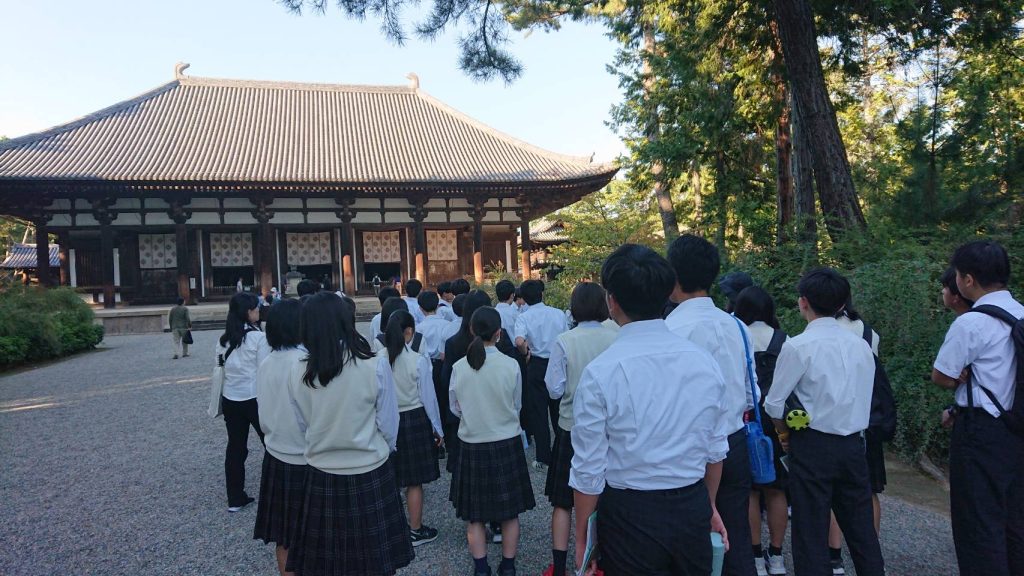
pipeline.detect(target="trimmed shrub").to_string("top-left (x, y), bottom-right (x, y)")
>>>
top-left (0, 286), bottom-right (104, 369)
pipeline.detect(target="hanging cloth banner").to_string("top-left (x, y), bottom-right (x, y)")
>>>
top-left (427, 230), bottom-right (458, 261)
top-left (363, 231), bottom-right (401, 263)
top-left (287, 232), bottom-right (332, 265)
top-left (210, 233), bottom-right (254, 267)
top-left (138, 233), bottom-right (177, 269)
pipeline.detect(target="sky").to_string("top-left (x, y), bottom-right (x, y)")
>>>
top-left (0, 0), bottom-right (627, 162)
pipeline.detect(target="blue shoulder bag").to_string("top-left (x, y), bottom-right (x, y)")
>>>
top-left (733, 316), bottom-right (776, 485)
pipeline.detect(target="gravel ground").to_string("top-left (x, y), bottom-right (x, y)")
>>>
top-left (0, 330), bottom-right (958, 575)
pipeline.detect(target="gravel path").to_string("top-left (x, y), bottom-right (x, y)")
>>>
top-left (0, 331), bottom-right (957, 575)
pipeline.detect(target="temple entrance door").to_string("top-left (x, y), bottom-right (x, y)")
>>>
top-left (360, 230), bottom-right (403, 295)
top-left (363, 263), bottom-right (400, 293)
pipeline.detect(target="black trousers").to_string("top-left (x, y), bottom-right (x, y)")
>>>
top-left (222, 397), bottom-right (265, 506)
top-left (789, 429), bottom-right (884, 576)
top-left (598, 481), bottom-right (712, 576)
top-left (949, 409), bottom-right (1024, 576)
top-left (525, 357), bottom-right (557, 464)
top-left (719, 429), bottom-right (756, 576)
top-left (431, 360), bottom-right (452, 434)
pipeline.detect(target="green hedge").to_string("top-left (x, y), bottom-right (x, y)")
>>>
top-left (0, 286), bottom-right (104, 369)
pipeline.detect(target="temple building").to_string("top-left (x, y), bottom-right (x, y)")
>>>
top-left (0, 65), bottom-right (617, 306)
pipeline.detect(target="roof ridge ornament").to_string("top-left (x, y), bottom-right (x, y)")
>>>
top-left (406, 72), bottom-right (420, 91)
top-left (175, 62), bottom-right (191, 80)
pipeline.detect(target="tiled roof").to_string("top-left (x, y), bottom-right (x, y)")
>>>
top-left (531, 218), bottom-right (568, 243)
top-left (0, 243), bottom-right (59, 269)
top-left (0, 71), bottom-right (617, 185)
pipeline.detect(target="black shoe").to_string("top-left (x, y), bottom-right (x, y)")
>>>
top-left (410, 524), bottom-right (439, 547)
top-left (497, 568), bottom-right (516, 576)
top-left (473, 568), bottom-right (492, 576)
top-left (228, 495), bottom-right (255, 512)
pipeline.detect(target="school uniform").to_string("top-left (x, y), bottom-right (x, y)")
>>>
top-left (449, 347), bottom-right (535, 522)
top-left (419, 314), bottom-right (454, 436)
top-left (437, 301), bottom-right (457, 322)
top-left (380, 346), bottom-right (444, 487)
top-left (764, 317), bottom-right (884, 576)
top-left (254, 346), bottom-right (308, 549)
top-left (514, 302), bottom-right (570, 464)
top-left (836, 316), bottom-right (886, 494)
top-left (934, 290), bottom-right (1024, 576)
top-left (665, 298), bottom-right (758, 576)
top-left (369, 313), bottom-right (383, 339)
top-left (215, 328), bottom-right (272, 508)
top-left (285, 351), bottom-right (413, 576)
top-left (570, 319), bottom-right (729, 576)
top-left (747, 321), bottom-right (788, 490)
top-left (403, 296), bottom-right (426, 324)
top-left (496, 301), bottom-right (519, 337)
top-left (543, 321), bottom-right (618, 509)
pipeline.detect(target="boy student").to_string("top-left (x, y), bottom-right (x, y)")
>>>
top-left (664, 234), bottom-right (757, 576)
top-left (370, 287), bottom-right (401, 338)
top-left (403, 278), bottom-right (427, 324)
top-left (570, 244), bottom-right (730, 576)
top-left (495, 279), bottom-right (520, 337)
top-left (932, 241), bottom-right (1024, 576)
top-left (515, 279), bottom-right (570, 467)
top-left (436, 280), bottom-right (457, 321)
top-left (419, 290), bottom-right (454, 454)
top-left (764, 268), bottom-right (884, 576)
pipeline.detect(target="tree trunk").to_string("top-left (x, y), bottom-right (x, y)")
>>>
top-left (643, 24), bottom-right (680, 244)
top-left (771, 20), bottom-right (794, 244)
top-left (791, 93), bottom-right (818, 244)
top-left (714, 150), bottom-right (728, 250)
top-left (772, 0), bottom-right (866, 241)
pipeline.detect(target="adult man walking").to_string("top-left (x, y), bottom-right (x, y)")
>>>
top-left (168, 297), bottom-right (192, 359)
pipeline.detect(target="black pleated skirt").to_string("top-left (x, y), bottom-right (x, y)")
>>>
top-left (450, 435), bottom-right (535, 522)
top-left (393, 407), bottom-right (440, 487)
top-left (253, 452), bottom-right (308, 548)
top-left (866, 433), bottom-right (887, 494)
top-left (545, 425), bottom-right (575, 509)
top-left (285, 460), bottom-right (413, 576)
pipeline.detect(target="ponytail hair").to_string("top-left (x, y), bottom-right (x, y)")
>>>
top-left (384, 310), bottom-right (415, 367)
top-left (466, 306), bottom-right (501, 371)
top-left (220, 292), bottom-right (260, 349)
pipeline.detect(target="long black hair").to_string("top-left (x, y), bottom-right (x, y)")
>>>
top-left (219, 292), bottom-right (260, 349)
top-left (733, 286), bottom-right (780, 330)
top-left (266, 299), bottom-right (302, 350)
top-left (380, 297), bottom-right (409, 329)
top-left (457, 290), bottom-right (493, 346)
top-left (836, 296), bottom-right (862, 322)
top-left (384, 310), bottom-right (415, 367)
top-left (466, 306), bottom-right (502, 370)
top-left (301, 293), bottom-right (372, 388)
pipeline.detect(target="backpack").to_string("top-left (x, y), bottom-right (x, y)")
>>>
top-left (863, 323), bottom-right (898, 442)
top-left (966, 305), bottom-right (1024, 437)
top-left (376, 332), bottom-right (423, 353)
top-left (754, 329), bottom-right (787, 397)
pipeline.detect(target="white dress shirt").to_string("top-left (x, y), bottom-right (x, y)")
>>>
top-left (403, 296), bottom-right (426, 324)
top-left (436, 302), bottom-right (457, 322)
top-left (216, 328), bottom-right (272, 401)
top-left (369, 313), bottom-right (382, 339)
top-left (377, 348), bottom-right (444, 436)
top-left (665, 297), bottom-right (757, 436)
top-left (747, 321), bottom-right (776, 353)
top-left (514, 302), bottom-right (569, 359)
top-left (418, 315), bottom-right (451, 360)
top-left (764, 317), bottom-right (875, 436)
top-left (443, 317), bottom-right (462, 341)
top-left (934, 290), bottom-right (1024, 418)
top-left (495, 302), bottom-right (519, 337)
top-left (569, 320), bottom-right (730, 495)
top-left (836, 316), bottom-right (880, 356)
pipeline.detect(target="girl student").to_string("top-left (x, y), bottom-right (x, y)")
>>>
top-left (541, 282), bottom-right (618, 576)
top-left (379, 309), bottom-right (445, 547)
top-left (285, 293), bottom-right (413, 576)
top-left (733, 286), bottom-right (789, 576)
top-left (449, 306), bottom-right (536, 576)
top-left (217, 292), bottom-right (271, 512)
top-left (253, 299), bottom-right (307, 576)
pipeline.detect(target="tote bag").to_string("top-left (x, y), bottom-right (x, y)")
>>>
top-left (207, 352), bottom-right (226, 418)
top-left (733, 316), bottom-right (776, 485)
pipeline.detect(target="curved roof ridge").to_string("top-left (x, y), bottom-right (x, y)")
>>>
top-left (178, 75), bottom-right (415, 94)
top-left (412, 89), bottom-right (599, 167)
top-left (0, 81), bottom-right (181, 151)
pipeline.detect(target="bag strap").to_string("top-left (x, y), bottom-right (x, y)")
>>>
top-left (861, 321), bottom-right (873, 348)
top-left (968, 304), bottom-right (1020, 326)
top-left (411, 332), bottom-right (423, 353)
top-left (766, 329), bottom-right (787, 357)
top-left (965, 304), bottom-right (1021, 416)
top-left (732, 315), bottom-right (761, 425)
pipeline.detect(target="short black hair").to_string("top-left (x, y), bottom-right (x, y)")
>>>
top-left (297, 279), bottom-right (319, 297)
top-left (452, 293), bottom-right (467, 317)
top-left (176, 297), bottom-right (185, 306)
top-left (417, 290), bottom-right (440, 312)
top-left (520, 279), bottom-right (545, 305)
top-left (600, 244), bottom-right (675, 321)
top-left (437, 281), bottom-right (453, 296)
top-left (733, 286), bottom-right (780, 330)
top-left (266, 298), bottom-right (303, 350)
top-left (451, 278), bottom-right (471, 296)
top-left (496, 279), bottom-right (516, 302)
top-left (377, 287), bottom-right (400, 306)
top-left (667, 234), bottom-right (721, 293)
top-left (940, 266), bottom-right (974, 304)
top-left (380, 297), bottom-right (409, 328)
top-left (798, 268), bottom-right (851, 317)
top-left (405, 278), bottom-right (423, 298)
top-left (570, 282), bottom-right (609, 323)
top-left (951, 240), bottom-right (1010, 288)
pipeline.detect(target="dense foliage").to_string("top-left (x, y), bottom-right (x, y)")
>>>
top-left (0, 287), bottom-right (105, 369)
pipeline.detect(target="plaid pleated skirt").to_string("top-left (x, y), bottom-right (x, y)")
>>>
top-left (253, 452), bottom-right (308, 548)
top-left (285, 460), bottom-right (413, 576)
top-left (445, 417), bottom-right (461, 476)
top-left (450, 435), bottom-right (535, 522)
top-left (394, 407), bottom-right (440, 487)
top-left (545, 425), bottom-right (575, 509)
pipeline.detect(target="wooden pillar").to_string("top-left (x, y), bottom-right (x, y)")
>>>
top-left (409, 199), bottom-right (429, 286)
top-left (519, 217), bottom-right (531, 280)
top-left (100, 221), bottom-right (115, 308)
top-left (251, 197), bottom-right (275, 295)
top-left (169, 201), bottom-right (193, 303)
top-left (335, 197), bottom-right (357, 294)
top-left (57, 232), bottom-right (69, 286)
top-left (470, 199), bottom-right (487, 284)
top-left (34, 218), bottom-right (51, 287)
